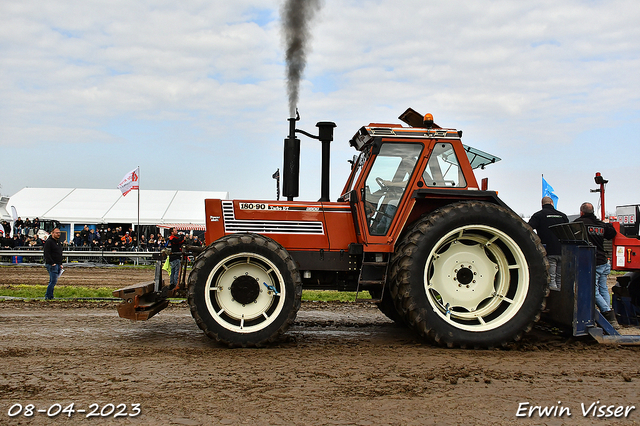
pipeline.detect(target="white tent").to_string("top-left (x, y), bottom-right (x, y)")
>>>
top-left (1, 197), bottom-right (11, 238)
top-left (0, 196), bottom-right (11, 222)
top-left (8, 187), bottom-right (228, 227)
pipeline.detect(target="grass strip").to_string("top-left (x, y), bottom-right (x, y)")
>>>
top-left (0, 285), bottom-right (115, 299)
top-left (302, 290), bottom-right (371, 302)
top-left (0, 285), bottom-right (372, 302)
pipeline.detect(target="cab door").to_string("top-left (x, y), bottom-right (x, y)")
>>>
top-left (339, 148), bottom-right (372, 247)
top-left (353, 140), bottom-right (424, 249)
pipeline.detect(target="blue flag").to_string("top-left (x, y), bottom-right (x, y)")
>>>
top-left (542, 176), bottom-right (558, 208)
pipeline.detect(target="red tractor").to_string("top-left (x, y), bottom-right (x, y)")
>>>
top-left (611, 204), bottom-right (640, 325)
top-left (184, 108), bottom-right (549, 348)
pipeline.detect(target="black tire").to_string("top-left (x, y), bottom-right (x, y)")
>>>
top-left (188, 233), bottom-right (302, 347)
top-left (388, 201), bottom-right (549, 348)
top-left (369, 286), bottom-right (405, 325)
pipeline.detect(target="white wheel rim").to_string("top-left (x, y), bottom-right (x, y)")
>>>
top-left (204, 252), bottom-right (286, 333)
top-left (424, 225), bottom-right (529, 332)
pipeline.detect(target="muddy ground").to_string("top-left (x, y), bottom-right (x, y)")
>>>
top-left (1, 266), bottom-right (640, 426)
top-left (0, 265), bottom-right (152, 289)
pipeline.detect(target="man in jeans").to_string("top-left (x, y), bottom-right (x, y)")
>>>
top-left (529, 196), bottom-right (568, 290)
top-left (167, 227), bottom-right (185, 290)
top-left (574, 202), bottom-right (619, 329)
top-left (43, 228), bottom-right (63, 300)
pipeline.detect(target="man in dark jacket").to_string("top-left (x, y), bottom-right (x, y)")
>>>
top-left (1, 232), bottom-right (14, 248)
top-left (14, 217), bottom-right (23, 235)
top-left (2, 220), bottom-right (11, 235)
top-left (43, 228), bottom-right (64, 300)
top-left (529, 196), bottom-right (568, 290)
top-left (80, 225), bottom-right (90, 246)
top-left (574, 202), bottom-right (619, 328)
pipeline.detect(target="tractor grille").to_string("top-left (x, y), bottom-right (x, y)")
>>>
top-left (222, 201), bottom-right (324, 234)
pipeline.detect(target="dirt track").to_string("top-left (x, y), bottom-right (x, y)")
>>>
top-left (1, 266), bottom-right (640, 425)
top-left (0, 265), bottom-right (152, 288)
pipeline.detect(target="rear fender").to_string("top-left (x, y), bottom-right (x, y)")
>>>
top-left (404, 189), bottom-right (514, 235)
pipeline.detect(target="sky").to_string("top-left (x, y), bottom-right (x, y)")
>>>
top-left (1, 0), bottom-right (639, 218)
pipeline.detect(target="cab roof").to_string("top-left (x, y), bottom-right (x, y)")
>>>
top-left (348, 108), bottom-right (501, 170)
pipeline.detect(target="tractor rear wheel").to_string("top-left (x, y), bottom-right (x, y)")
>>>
top-left (188, 233), bottom-right (302, 347)
top-left (389, 201), bottom-right (548, 348)
top-left (369, 286), bottom-right (405, 325)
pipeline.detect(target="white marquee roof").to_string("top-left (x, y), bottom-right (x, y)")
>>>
top-left (1, 197), bottom-right (12, 221)
top-left (7, 188), bottom-right (228, 226)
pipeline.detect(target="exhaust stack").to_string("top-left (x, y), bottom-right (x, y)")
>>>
top-left (282, 114), bottom-right (301, 201)
top-left (282, 113), bottom-right (336, 202)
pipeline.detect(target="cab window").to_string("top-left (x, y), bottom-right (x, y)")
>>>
top-left (423, 143), bottom-right (467, 188)
top-left (345, 150), bottom-right (368, 195)
top-left (363, 143), bottom-right (423, 236)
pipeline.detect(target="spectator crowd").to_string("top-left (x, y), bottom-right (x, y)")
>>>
top-left (5, 217), bottom-right (42, 237)
top-left (67, 226), bottom-right (204, 251)
top-left (1, 220), bottom-right (204, 252)
top-left (2, 217), bottom-right (46, 249)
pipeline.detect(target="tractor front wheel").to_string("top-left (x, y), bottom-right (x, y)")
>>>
top-left (188, 233), bottom-right (302, 347)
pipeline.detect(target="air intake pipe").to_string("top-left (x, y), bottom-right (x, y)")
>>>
top-left (316, 121), bottom-right (337, 202)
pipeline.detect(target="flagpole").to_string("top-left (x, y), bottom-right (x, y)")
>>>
top-left (137, 166), bottom-right (140, 250)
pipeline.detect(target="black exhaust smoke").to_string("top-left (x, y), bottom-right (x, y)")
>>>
top-left (281, 0), bottom-right (326, 201)
top-left (281, 0), bottom-right (322, 117)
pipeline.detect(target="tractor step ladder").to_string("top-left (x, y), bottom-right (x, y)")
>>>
top-left (355, 257), bottom-right (389, 303)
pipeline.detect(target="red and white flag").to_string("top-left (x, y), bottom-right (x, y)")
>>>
top-left (118, 167), bottom-right (139, 196)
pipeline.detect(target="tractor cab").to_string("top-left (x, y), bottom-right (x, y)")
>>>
top-left (340, 109), bottom-right (502, 249)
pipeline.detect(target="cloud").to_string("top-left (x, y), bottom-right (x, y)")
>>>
top-left (1, 0), bottom-right (639, 216)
